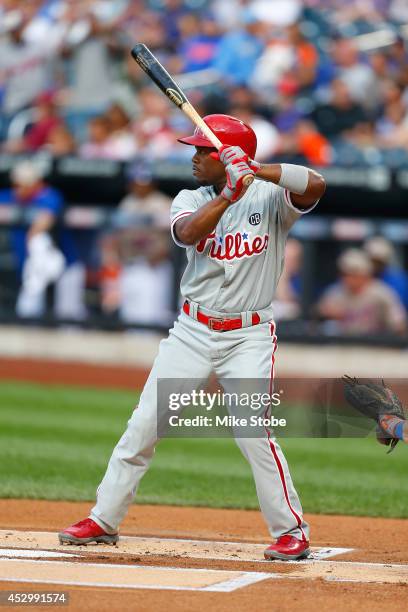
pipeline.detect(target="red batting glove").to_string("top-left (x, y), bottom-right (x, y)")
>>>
top-left (221, 160), bottom-right (255, 203)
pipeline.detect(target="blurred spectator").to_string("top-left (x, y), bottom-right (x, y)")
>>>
top-left (369, 53), bottom-right (393, 98)
top-left (280, 118), bottom-right (332, 165)
top-left (2, 0), bottom-right (408, 331)
top-left (160, 0), bottom-right (189, 51)
top-left (229, 97), bottom-right (280, 161)
top-left (80, 110), bottom-right (138, 161)
top-left (0, 160), bottom-right (86, 320)
top-left (273, 80), bottom-right (305, 133)
top-left (295, 120), bottom-right (332, 165)
top-left (100, 163), bottom-right (173, 325)
top-left (251, 21), bottom-right (317, 99)
top-left (4, 90), bottom-right (63, 153)
top-left (117, 4), bottom-right (167, 57)
top-left (323, 0), bottom-right (388, 24)
top-left (0, 9), bottom-right (58, 121)
top-left (364, 237), bottom-right (408, 310)
top-left (211, 0), bottom-right (248, 31)
top-left (375, 89), bottom-right (408, 149)
top-left (0, 0), bottom-right (407, 164)
top-left (46, 123), bottom-right (77, 157)
top-left (20, 0), bottom-right (67, 48)
top-left (175, 13), bottom-right (221, 73)
top-left (330, 38), bottom-right (377, 109)
top-left (58, 1), bottom-right (115, 112)
top-left (250, 0), bottom-right (302, 27)
top-left (311, 79), bottom-right (367, 139)
top-left (212, 8), bottom-right (266, 86)
top-left (285, 23), bottom-right (319, 91)
top-left (274, 238), bottom-right (303, 320)
top-left (133, 87), bottom-right (179, 159)
top-left (250, 34), bottom-right (295, 98)
top-left (316, 248), bottom-right (407, 335)
top-left (389, 0), bottom-right (408, 23)
top-left (79, 115), bottom-right (113, 159)
top-left (118, 165), bottom-right (171, 226)
top-left (103, 103), bottom-right (138, 160)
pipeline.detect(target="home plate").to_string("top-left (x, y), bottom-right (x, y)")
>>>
top-left (0, 531), bottom-right (352, 563)
top-left (0, 559), bottom-right (270, 592)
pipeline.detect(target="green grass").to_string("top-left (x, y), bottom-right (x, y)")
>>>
top-left (0, 381), bottom-right (407, 517)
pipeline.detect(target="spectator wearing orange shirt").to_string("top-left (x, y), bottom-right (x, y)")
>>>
top-left (286, 23), bottom-right (319, 91)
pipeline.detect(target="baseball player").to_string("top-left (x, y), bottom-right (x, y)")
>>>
top-left (60, 114), bottom-right (326, 560)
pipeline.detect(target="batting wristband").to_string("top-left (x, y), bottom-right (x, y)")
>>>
top-left (395, 421), bottom-right (405, 440)
top-left (247, 158), bottom-right (261, 173)
top-left (379, 414), bottom-right (405, 440)
top-left (278, 164), bottom-right (309, 195)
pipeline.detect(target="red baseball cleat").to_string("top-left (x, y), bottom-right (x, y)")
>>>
top-left (58, 518), bottom-right (118, 545)
top-left (264, 535), bottom-right (310, 561)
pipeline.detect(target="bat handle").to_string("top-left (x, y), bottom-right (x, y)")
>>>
top-left (243, 174), bottom-right (254, 187)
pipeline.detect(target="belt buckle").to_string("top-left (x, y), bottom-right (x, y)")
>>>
top-left (208, 317), bottom-right (225, 331)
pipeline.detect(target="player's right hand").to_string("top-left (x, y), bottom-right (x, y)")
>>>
top-left (221, 160), bottom-right (255, 203)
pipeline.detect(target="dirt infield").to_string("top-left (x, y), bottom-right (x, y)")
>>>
top-left (0, 500), bottom-right (408, 611)
top-left (0, 357), bottom-right (149, 390)
top-left (1, 357), bottom-right (408, 610)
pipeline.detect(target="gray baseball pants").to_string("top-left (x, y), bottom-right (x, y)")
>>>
top-left (90, 309), bottom-right (309, 541)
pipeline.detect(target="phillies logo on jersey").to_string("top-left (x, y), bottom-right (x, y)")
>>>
top-left (196, 232), bottom-right (269, 261)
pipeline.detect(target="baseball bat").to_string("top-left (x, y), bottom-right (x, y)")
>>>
top-left (130, 43), bottom-right (254, 187)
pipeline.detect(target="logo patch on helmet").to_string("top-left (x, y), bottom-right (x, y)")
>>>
top-left (249, 213), bottom-right (261, 226)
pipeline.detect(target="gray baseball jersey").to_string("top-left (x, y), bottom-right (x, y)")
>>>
top-left (171, 179), bottom-right (316, 314)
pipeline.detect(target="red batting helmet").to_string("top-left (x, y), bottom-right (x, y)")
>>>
top-left (178, 114), bottom-right (257, 159)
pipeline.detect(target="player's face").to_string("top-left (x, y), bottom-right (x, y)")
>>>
top-left (192, 147), bottom-right (226, 187)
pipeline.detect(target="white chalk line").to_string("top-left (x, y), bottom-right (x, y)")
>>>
top-left (0, 549), bottom-right (79, 559)
top-left (0, 558), bottom-right (271, 592)
top-left (0, 577), bottom-right (272, 592)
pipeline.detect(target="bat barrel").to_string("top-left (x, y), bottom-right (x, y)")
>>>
top-left (131, 43), bottom-right (188, 108)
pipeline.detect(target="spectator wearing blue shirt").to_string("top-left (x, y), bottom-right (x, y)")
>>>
top-left (211, 9), bottom-right (266, 86)
top-left (160, 0), bottom-right (189, 51)
top-left (176, 13), bottom-right (221, 73)
top-left (0, 161), bottom-right (86, 320)
top-left (364, 236), bottom-right (408, 310)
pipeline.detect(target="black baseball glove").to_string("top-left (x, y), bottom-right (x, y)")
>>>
top-left (342, 375), bottom-right (406, 453)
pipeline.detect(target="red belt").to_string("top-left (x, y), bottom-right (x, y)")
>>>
top-left (183, 301), bottom-right (260, 332)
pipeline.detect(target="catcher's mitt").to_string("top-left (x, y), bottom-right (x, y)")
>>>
top-left (342, 375), bottom-right (406, 453)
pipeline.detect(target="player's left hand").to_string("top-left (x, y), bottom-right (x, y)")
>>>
top-left (211, 145), bottom-right (261, 174)
top-left (221, 160), bottom-right (255, 203)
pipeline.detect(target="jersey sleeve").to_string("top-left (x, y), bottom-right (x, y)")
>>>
top-left (36, 188), bottom-right (63, 216)
top-left (0, 189), bottom-right (12, 204)
top-left (170, 189), bottom-right (198, 248)
top-left (275, 187), bottom-right (319, 233)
